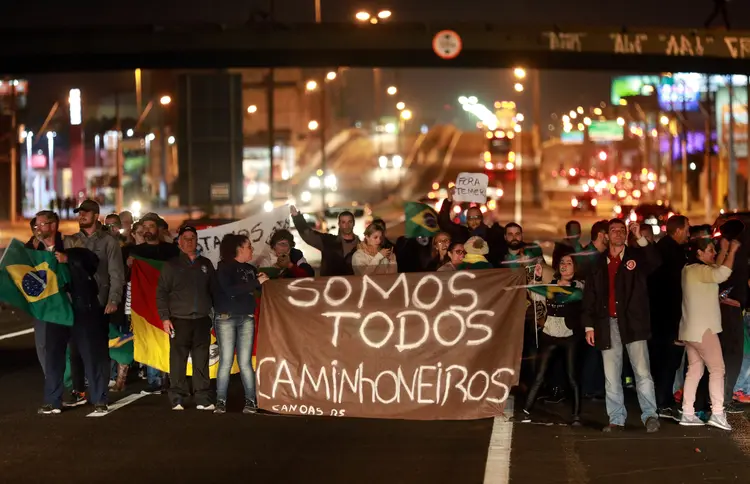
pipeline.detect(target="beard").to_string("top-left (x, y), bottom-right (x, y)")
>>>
top-left (79, 220), bottom-right (95, 230)
top-left (508, 240), bottom-right (524, 250)
top-left (144, 232), bottom-right (157, 242)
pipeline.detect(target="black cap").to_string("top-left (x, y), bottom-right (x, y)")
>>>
top-left (178, 225), bottom-right (198, 237)
top-left (73, 199), bottom-right (100, 214)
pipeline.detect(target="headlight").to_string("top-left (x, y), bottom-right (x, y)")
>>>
top-left (392, 155), bottom-right (403, 168)
top-left (378, 156), bottom-right (388, 169)
top-left (309, 176), bottom-right (321, 189)
top-left (324, 174), bottom-right (337, 188)
top-left (263, 201), bottom-right (274, 212)
top-left (591, 198), bottom-right (598, 206)
top-left (300, 191), bottom-right (312, 202)
top-left (571, 198), bottom-right (578, 207)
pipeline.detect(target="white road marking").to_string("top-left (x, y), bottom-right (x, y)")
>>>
top-left (86, 393), bottom-right (148, 417)
top-left (483, 396), bottom-right (514, 484)
top-left (0, 328), bottom-right (34, 341)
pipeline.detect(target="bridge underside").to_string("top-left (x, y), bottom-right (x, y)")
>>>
top-left (0, 23), bottom-right (748, 73)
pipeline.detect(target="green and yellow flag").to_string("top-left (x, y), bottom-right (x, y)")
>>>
top-left (0, 238), bottom-right (74, 326)
top-left (404, 202), bottom-right (440, 238)
top-left (527, 284), bottom-right (583, 303)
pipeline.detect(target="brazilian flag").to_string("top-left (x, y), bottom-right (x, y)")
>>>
top-left (528, 284), bottom-right (583, 303)
top-left (109, 325), bottom-right (134, 365)
top-left (405, 202), bottom-right (440, 238)
top-left (502, 244), bottom-right (544, 268)
top-left (0, 238), bottom-right (74, 326)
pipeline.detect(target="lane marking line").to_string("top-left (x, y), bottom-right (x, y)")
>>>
top-left (0, 328), bottom-right (34, 341)
top-left (483, 396), bottom-right (514, 484)
top-left (86, 393), bottom-right (148, 417)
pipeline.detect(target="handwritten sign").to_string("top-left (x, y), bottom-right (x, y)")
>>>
top-left (453, 172), bottom-right (489, 203)
top-left (196, 204), bottom-right (290, 267)
top-left (256, 270), bottom-right (527, 420)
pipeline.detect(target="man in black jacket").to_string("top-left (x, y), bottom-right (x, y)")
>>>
top-left (290, 206), bottom-right (359, 277)
top-left (156, 226), bottom-right (216, 411)
top-left (583, 219), bottom-right (662, 433)
top-left (648, 215), bottom-right (689, 421)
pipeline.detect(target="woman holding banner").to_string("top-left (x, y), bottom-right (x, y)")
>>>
top-left (521, 251), bottom-right (584, 426)
top-left (213, 234), bottom-right (269, 415)
top-left (352, 223), bottom-right (398, 275)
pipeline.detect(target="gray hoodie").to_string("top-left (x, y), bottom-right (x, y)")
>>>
top-left (70, 228), bottom-right (125, 307)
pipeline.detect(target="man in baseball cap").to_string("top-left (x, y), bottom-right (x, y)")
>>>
top-left (73, 199), bottom-right (101, 214)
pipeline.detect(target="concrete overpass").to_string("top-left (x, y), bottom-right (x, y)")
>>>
top-left (1, 23), bottom-right (750, 73)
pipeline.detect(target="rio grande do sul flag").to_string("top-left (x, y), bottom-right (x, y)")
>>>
top-left (130, 257), bottom-right (240, 378)
top-left (0, 238), bottom-right (74, 326)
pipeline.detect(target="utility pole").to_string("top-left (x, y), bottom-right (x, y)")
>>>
top-left (531, 69), bottom-right (542, 207)
top-left (115, 92), bottom-right (124, 213)
top-left (320, 79), bottom-right (327, 210)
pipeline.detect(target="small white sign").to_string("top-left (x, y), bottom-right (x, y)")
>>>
top-left (453, 172), bottom-right (488, 203)
top-left (432, 30), bottom-right (462, 60)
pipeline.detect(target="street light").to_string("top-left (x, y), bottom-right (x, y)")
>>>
top-left (594, 107), bottom-right (603, 115)
top-left (305, 80), bottom-right (318, 91)
top-left (514, 83), bottom-right (524, 92)
top-left (576, 106), bottom-right (584, 114)
top-left (660, 115), bottom-right (670, 126)
top-left (168, 136), bottom-right (176, 145)
top-left (377, 10), bottom-right (392, 19)
top-left (247, 105), bottom-right (258, 114)
top-left (616, 117), bottom-right (625, 126)
top-left (396, 101), bottom-right (406, 111)
top-left (400, 109), bottom-right (413, 121)
top-left (516, 113), bottom-right (525, 122)
top-left (326, 71), bottom-right (337, 81)
top-left (126, 129), bottom-right (134, 137)
top-left (583, 117), bottom-right (592, 126)
top-left (159, 95), bottom-right (172, 106)
top-left (387, 86), bottom-right (398, 96)
top-left (308, 120), bottom-right (319, 131)
top-left (355, 11), bottom-right (371, 21)
top-left (513, 67), bottom-right (526, 79)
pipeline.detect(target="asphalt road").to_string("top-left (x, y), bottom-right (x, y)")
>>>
top-left (1, 332), bottom-right (749, 483)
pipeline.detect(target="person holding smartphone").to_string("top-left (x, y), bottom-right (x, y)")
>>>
top-left (351, 223), bottom-right (398, 275)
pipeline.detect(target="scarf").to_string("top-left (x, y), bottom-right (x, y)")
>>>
top-left (462, 253), bottom-right (489, 265)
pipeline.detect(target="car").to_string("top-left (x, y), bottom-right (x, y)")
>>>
top-left (613, 204), bottom-right (636, 220)
top-left (378, 154), bottom-right (404, 169)
top-left (625, 203), bottom-right (675, 236)
top-left (571, 193), bottom-right (597, 214)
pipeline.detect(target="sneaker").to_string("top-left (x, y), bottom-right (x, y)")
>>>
top-left (242, 400), bottom-right (258, 414)
top-left (673, 389), bottom-right (683, 403)
top-left (172, 403), bottom-right (184, 411)
top-left (92, 404), bottom-right (109, 415)
top-left (602, 424), bottom-right (624, 433)
top-left (645, 416), bottom-right (660, 433)
top-left (725, 401), bottom-right (745, 414)
top-left (520, 409), bottom-right (531, 423)
top-left (734, 391), bottom-right (750, 404)
top-left (108, 380), bottom-right (116, 389)
top-left (679, 413), bottom-right (705, 426)
top-left (658, 407), bottom-right (680, 422)
top-left (707, 413), bottom-right (732, 431)
top-left (141, 383), bottom-right (162, 395)
top-left (571, 416), bottom-right (582, 427)
top-left (624, 377), bottom-right (635, 390)
top-left (214, 401), bottom-right (227, 414)
top-left (196, 404), bottom-right (216, 411)
top-left (38, 404), bottom-right (61, 415)
top-left (62, 391), bottom-right (87, 408)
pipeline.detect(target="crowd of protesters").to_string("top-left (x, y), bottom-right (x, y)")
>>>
top-left (23, 191), bottom-right (750, 432)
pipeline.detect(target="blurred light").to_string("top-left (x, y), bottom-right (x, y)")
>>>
top-left (690, 162), bottom-right (697, 170)
top-left (614, 205), bottom-right (622, 214)
top-left (159, 95), bottom-right (172, 106)
top-left (568, 168), bottom-right (576, 176)
top-left (569, 110), bottom-right (577, 119)
top-left (69, 88), bottom-right (82, 126)
top-left (647, 181), bottom-right (656, 191)
top-left (651, 129), bottom-right (658, 137)
top-left (130, 200), bottom-right (142, 218)
top-left (379, 156), bottom-right (388, 168)
top-left (326, 71), bottom-right (337, 81)
top-left (146, 133), bottom-right (156, 141)
top-left (480, 205), bottom-right (487, 214)
top-left (508, 151), bottom-right (516, 162)
top-left (259, 182), bottom-right (270, 195)
top-left (633, 189), bottom-right (642, 198)
top-left (610, 187), bottom-right (617, 195)
top-left (281, 169), bottom-right (290, 180)
top-left (494, 131), bottom-right (504, 138)
top-left (514, 124), bottom-right (522, 133)
top-left (263, 201), bottom-right (274, 212)
top-left (516, 113), bottom-right (525, 122)
top-left (392, 155), bottom-right (403, 168)
top-left (571, 197), bottom-right (579, 208)
top-left (316, 169), bottom-right (324, 177)
top-left (168, 136), bottom-right (175, 145)
top-left (609, 175), bottom-right (618, 184)
top-left (483, 151), bottom-right (491, 162)
top-left (324, 174), bottom-right (337, 188)
top-left (485, 161), bottom-right (494, 170)
top-left (582, 185), bottom-right (590, 193)
top-left (448, 181), bottom-right (455, 188)
top-left (505, 162), bottom-right (514, 170)
top-left (485, 131), bottom-right (494, 139)
top-left (301, 191), bottom-right (312, 202)
top-left (126, 129), bottom-right (134, 137)
top-left (577, 106), bottom-right (584, 114)
top-left (577, 123), bottom-right (584, 131)
top-left (387, 86), bottom-right (397, 95)
top-left (594, 107), bottom-right (603, 115)
top-left (618, 189), bottom-right (627, 198)
top-left (247, 105), bottom-right (258, 114)
top-left (305, 80), bottom-right (318, 91)
top-left (396, 101), bottom-right (406, 111)
top-left (513, 67), bottom-right (526, 79)
top-left (507, 131), bottom-right (515, 139)
top-left (468, 96), bottom-right (478, 104)
top-left (583, 117), bottom-right (592, 126)
top-left (598, 151), bottom-right (607, 161)
top-left (377, 10), bottom-right (392, 19)
top-left (562, 115), bottom-right (570, 123)
top-left (432, 182), bottom-right (440, 190)
top-left (617, 117), bottom-right (625, 126)
top-left (458, 96), bottom-right (468, 105)
top-left (355, 11), bottom-right (371, 21)
top-left (487, 199), bottom-right (497, 210)
top-left (514, 83), bottom-right (524, 92)
top-left (625, 171), bottom-right (632, 179)
top-left (400, 109), bottom-right (412, 121)
top-left (428, 192), bottom-right (436, 199)
top-left (591, 198), bottom-right (598, 207)
top-left (619, 99), bottom-right (628, 106)
top-left (660, 115), bottom-right (670, 126)
top-left (497, 189), bottom-right (504, 197)
top-left (308, 120), bottom-right (319, 131)
top-left (385, 123), bottom-right (397, 133)
top-left (453, 206), bottom-right (461, 214)
top-left (309, 176), bottom-right (321, 189)
top-left (587, 179), bottom-right (596, 187)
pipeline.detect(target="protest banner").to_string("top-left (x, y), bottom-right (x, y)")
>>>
top-left (196, 205), bottom-right (291, 267)
top-left (256, 269), bottom-right (527, 420)
top-left (453, 172), bottom-right (488, 203)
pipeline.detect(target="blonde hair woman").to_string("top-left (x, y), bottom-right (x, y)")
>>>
top-left (352, 223), bottom-right (398, 275)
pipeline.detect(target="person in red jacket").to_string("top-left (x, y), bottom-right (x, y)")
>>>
top-left (267, 229), bottom-right (315, 278)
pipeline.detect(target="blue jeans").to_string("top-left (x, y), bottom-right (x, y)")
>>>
top-left (733, 313), bottom-right (750, 394)
top-left (33, 319), bottom-right (47, 376)
top-left (601, 318), bottom-right (658, 426)
top-left (214, 314), bottom-right (256, 403)
top-left (147, 366), bottom-right (163, 386)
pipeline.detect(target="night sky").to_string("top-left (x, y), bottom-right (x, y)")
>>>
top-left (3, 0), bottom-right (747, 129)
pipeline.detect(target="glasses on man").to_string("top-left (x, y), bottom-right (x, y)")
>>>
top-left (33, 221), bottom-right (54, 229)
